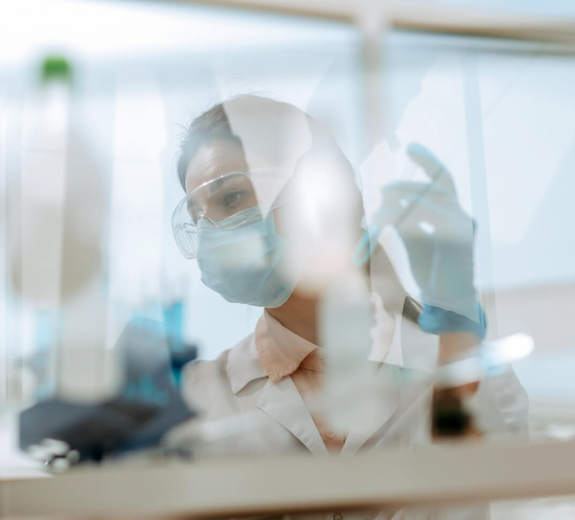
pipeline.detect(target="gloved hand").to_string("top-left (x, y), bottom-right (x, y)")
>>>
top-left (355, 143), bottom-right (485, 337)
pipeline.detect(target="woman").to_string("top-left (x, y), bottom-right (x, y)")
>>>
top-left (168, 95), bottom-right (528, 519)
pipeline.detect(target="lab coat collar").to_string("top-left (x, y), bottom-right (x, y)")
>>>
top-left (227, 336), bottom-right (330, 456)
top-left (253, 362), bottom-right (403, 457)
top-left (226, 315), bottom-right (404, 456)
top-left (256, 376), bottom-right (329, 457)
top-left (255, 310), bottom-right (318, 383)
top-left (227, 310), bottom-right (320, 394)
top-left (227, 295), bottom-right (402, 395)
top-left (227, 333), bottom-right (268, 394)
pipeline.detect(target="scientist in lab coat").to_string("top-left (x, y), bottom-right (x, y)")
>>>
top-left (167, 95), bottom-right (528, 519)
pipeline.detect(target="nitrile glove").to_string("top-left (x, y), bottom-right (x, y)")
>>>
top-left (355, 143), bottom-right (485, 337)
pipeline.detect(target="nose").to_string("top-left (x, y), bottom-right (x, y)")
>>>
top-left (195, 209), bottom-right (217, 228)
top-left (196, 204), bottom-right (214, 222)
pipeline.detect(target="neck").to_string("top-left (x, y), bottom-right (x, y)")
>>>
top-left (266, 290), bottom-right (319, 345)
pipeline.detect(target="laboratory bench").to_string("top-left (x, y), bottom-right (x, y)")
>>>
top-left (2, 439), bottom-right (575, 518)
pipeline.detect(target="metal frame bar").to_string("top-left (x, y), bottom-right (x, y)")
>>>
top-left (163, 0), bottom-right (575, 44)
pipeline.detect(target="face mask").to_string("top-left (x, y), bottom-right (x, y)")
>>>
top-left (195, 207), bottom-right (297, 308)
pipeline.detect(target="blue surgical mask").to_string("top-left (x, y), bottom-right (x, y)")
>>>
top-left (195, 207), bottom-right (297, 308)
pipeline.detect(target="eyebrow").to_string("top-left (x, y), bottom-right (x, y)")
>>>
top-left (205, 176), bottom-right (230, 196)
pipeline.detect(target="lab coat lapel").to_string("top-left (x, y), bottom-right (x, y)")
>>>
top-left (256, 376), bottom-right (329, 457)
top-left (340, 364), bottom-right (402, 455)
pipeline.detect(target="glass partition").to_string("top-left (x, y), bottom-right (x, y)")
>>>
top-left (1, 0), bottom-right (368, 477)
top-left (1, 0), bottom-right (575, 517)
top-left (382, 30), bottom-right (575, 437)
top-left (0, 0), bottom-right (363, 405)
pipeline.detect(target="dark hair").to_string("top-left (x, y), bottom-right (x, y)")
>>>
top-left (177, 102), bottom-right (243, 190)
top-left (177, 94), bottom-right (331, 190)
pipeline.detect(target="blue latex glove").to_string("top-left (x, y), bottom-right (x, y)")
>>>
top-left (355, 143), bottom-right (485, 337)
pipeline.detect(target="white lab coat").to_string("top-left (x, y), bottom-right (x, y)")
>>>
top-left (169, 302), bottom-right (528, 520)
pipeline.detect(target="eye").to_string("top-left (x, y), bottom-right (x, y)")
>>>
top-left (224, 191), bottom-right (245, 206)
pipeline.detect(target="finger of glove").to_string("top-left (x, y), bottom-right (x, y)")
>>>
top-left (402, 235), bottom-right (435, 287)
top-left (376, 192), bottom-right (439, 243)
top-left (406, 143), bottom-right (456, 194)
top-left (381, 182), bottom-right (459, 224)
top-left (382, 180), bottom-right (456, 205)
top-left (381, 190), bottom-right (472, 245)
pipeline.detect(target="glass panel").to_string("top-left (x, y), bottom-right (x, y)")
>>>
top-left (382, 30), bottom-right (575, 438)
top-left (1, 0), bottom-right (366, 477)
top-left (2, 1), bottom-right (574, 516)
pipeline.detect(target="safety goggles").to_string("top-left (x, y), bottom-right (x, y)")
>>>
top-left (172, 169), bottom-right (288, 259)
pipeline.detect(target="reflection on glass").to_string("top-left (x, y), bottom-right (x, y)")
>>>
top-left (383, 30), bottom-right (575, 439)
top-left (0, 1), bottom-right (573, 519)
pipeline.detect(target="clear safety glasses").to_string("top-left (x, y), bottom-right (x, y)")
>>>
top-left (172, 169), bottom-right (287, 259)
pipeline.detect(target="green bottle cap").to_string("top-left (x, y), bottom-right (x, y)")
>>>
top-left (40, 56), bottom-right (73, 84)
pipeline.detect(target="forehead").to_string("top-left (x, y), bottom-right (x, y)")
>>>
top-left (184, 141), bottom-right (249, 194)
